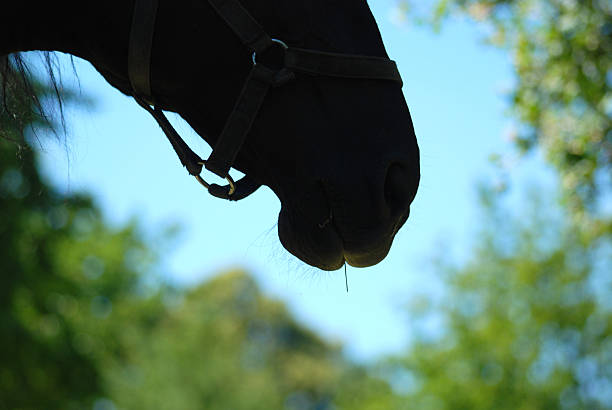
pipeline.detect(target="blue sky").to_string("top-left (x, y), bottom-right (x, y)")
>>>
top-left (35, 0), bottom-right (540, 361)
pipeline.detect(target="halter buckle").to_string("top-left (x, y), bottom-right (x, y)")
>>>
top-left (194, 162), bottom-right (236, 196)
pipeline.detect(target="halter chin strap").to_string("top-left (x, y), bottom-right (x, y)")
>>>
top-left (128, 0), bottom-right (403, 201)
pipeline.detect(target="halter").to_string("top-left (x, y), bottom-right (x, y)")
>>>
top-left (128, 0), bottom-right (403, 201)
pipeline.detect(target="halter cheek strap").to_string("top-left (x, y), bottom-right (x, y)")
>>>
top-left (128, 0), bottom-right (157, 105)
top-left (129, 0), bottom-right (259, 200)
top-left (128, 0), bottom-right (403, 201)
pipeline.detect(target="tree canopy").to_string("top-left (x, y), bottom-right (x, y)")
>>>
top-left (400, 0), bottom-right (612, 238)
top-left (384, 186), bottom-right (612, 408)
top-left (389, 2), bottom-right (612, 406)
top-left (0, 63), bottom-right (160, 408)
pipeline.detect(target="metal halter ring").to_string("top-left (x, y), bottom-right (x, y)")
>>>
top-left (252, 38), bottom-right (288, 65)
top-left (194, 162), bottom-right (237, 196)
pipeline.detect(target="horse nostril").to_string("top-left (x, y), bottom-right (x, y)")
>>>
top-left (384, 162), bottom-right (416, 216)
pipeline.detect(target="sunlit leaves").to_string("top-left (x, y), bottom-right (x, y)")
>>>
top-left (388, 187), bottom-right (612, 408)
top-left (399, 0), bottom-right (612, 239)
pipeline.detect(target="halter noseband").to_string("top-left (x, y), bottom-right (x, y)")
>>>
top-left (128, 0), bottom-right (403, 201)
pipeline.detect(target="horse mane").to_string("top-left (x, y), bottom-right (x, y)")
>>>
top-left (0, 51), bottom-right (70, 146)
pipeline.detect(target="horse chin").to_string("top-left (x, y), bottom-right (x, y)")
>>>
top-left (277, 203), bottom-right (400, 271)
top-left (278, 207), bottom-right (346, 271)
top-left (343, 244), bottom-right (392, 268)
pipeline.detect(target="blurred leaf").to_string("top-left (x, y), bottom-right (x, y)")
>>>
top-left (388, 185), bottom-right (612, 408)
top-left (398, 0), bottom-right (612, 239)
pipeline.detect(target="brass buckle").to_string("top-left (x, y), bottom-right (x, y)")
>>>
top-left (194, 162), bottom-right (236, 196)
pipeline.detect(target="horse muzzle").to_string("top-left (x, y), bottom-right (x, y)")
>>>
top-left (277, 159), bottom-right (419, 271)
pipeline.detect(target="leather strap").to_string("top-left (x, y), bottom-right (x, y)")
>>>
top-left (209, 0), bottom-right (402, 85)
top-left (129, 0), bottom-right (261, 200)
top-left (128, 0), bottom-right (158, 104)
top-left (133, 95), bottom-right (204, 176)
top-left (286, 48), bottom-right (403, 86)
top-left (134, 95), bottom-right (261, 200)
top-left (208, 174), bottom-right (261, 201)
top-left (208, 0), bottom-right (273, 53)
top-left (206, 64), bottom-right (293, 177)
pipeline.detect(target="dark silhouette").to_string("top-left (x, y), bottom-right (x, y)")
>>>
top-left (0, 0), bottom-right (420, 270)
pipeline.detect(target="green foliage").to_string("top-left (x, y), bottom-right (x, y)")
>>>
top-left (388, 187), bottom-right (612, 408)
top-left (391, 3), bottom-right (612, 406)
top-left (100, 270), bottom-right (396, 410)
top-left (0, 65), bottom-right (159, 408)
top-left (400, 0), bottom-right (612, 238)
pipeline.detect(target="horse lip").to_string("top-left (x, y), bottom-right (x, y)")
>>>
top-left (339, 206), bottom-right (409, 268)
top-left (344, 252), bottom-right (386, 268)
top-left (342, 238), bottom-right (392, 268)
top-left (327, 218), bottom-right (389, 269)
